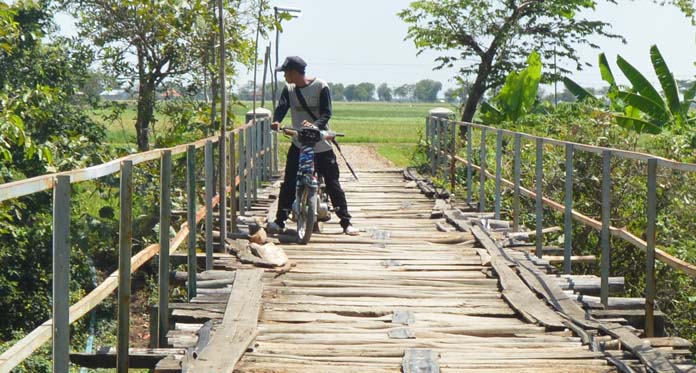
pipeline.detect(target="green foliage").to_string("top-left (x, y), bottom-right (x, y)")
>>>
top-left (562, 77), bottom-right (597, 103)
top-left (605, 46), bottom-right (696, 135)
top-left (399, 0), bottom-right (624, 122)
top-left (413, 79), bottom-right (443, 102)
top-left (480, 51), bottom-right (542, 124)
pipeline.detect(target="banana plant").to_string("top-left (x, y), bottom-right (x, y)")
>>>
top-left (480, 51), bottom-right (542, 124)
top-left (565, 46), bottom-right (696, 134)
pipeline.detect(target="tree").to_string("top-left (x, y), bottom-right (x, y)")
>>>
top-left (399, 1), bottom-right (624, 123)
top-left (355, 82), bottom-right (376, 101)
top-left (63, 0), bottom-right (266, 150)
top-left (414, 79), bottom-right (442, 102)
top-left (344, 84), bottom-right (356, 101)
top-left (394, 84), bottom-right (415, 102)
top-left (377, 83), bottom-right (393, 102)
top-left (329, 82), bottom-right (345, 101)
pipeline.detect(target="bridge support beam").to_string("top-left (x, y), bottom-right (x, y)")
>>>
top-left (52, 175), bottom-right (71, 373)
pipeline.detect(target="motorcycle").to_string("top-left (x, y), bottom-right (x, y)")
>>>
top-left (280, 126), bottom-right (344, 244)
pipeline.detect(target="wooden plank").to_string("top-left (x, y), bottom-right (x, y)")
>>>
top-left (600, 322), bottom-right (678, 372)
top-left (403, 349), bottom-right (439, 373)
top-left (189, 268), bottom-right (263, 372)
top-left (70, 347), bottom-right (186, 369)
top-left (471, 225), bottom-right (565, 329)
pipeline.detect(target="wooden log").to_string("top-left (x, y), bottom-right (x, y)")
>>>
top-left (188, 269), bottom-right (264, 372)
top-left (599, 322), bottom-right (678, 372)
top-left (471, 225), bottom-right (565, 329)
top-left (70, 347), bottom-right (186, 369)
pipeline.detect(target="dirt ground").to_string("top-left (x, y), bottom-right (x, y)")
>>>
top-left (335, 144), bottom-right (396, 172)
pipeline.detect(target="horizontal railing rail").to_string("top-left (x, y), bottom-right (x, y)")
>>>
top-left (0, 115), bottom-right (276, 372)
top-left (425, 112), bottom-right (696, 339)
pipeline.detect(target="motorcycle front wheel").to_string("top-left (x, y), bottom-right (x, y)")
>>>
top-left (296, 186), bottom-right (316, 245)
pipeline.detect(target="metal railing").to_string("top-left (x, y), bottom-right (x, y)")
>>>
top-left (0, 116), bottom-right (276, 372)
top-left (426, 113), bottom-right (696, 339)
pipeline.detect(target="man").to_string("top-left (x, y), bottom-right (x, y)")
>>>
top-left (267, 56), bottom-right (359, 236)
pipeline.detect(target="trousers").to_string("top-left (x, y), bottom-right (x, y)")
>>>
top-left (275, 145), bottom-right (352, 228)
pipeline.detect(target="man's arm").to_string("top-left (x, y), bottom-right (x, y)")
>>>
top-left (273, 86), bottom-right (290, 123)
top-left (313, 86), bottom-right (332, 130)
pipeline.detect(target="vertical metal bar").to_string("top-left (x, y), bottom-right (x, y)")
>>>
top-left (117, 160), bottom-right (133, 373)
top-left (204, 141), bottom-right (214, 269)
top-left (273, 128), bottom-right (279, 175)
top-left (479, 128), bottom-right (487, 213)
top-left (217, 0), bottom-right (227, 251)
top-left (564, 144), bottom-right (574, 275)
top-left (645, 158), bottom-right (657, 337)
top-left (52, 175), bottom-right (70, 373)
top-left (246, 126), bottom-right (253, 210)
top-left (430, 117), bottom-right (436, 175)
top-left (186, 145), bottom-right (197, 301)
top-left (218, 135), bottom-right (227, 252)
top-left (252, 123), bottom-right (258, 201)
top-left (600, 150), bottom-right (612, 307)
top-left (230, 132), bottom-right (237, 232)
top-left (158, 150), bottom-right (172, 347)
top-left (513, 134), bottom-right (521, 232)
top-left (450, 121), bottom-right (457, 191)
top-left (535, 138), bottom-right (543, 258)
top-left (238, 128), bottom-right (246, 215)
top-left (466, 124), bottom-right (473, 205)
top-left (441, 119), bottom-right (449, 183)
top-left (494, 130), bottom-right (503, 220)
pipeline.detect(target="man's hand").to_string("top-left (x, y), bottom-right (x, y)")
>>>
top-left (301, 120), bottom-right (314, 128)
top-left (271, 122), bottom-right (280, 131)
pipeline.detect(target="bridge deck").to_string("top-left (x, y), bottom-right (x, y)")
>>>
top-left (234, 171), bottom-right (611, 372)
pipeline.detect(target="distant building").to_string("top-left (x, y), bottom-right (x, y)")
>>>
top-left (99, 89), bottom-right (130, 100)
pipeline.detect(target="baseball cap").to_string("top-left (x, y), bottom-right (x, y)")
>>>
top-left (275, 56), bottom-right (307, 72)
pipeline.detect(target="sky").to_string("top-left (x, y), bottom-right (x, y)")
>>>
top-left (55, 0), bottom-right (696, 91)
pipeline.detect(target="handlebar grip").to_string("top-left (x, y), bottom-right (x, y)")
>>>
top-left (334, 133), bottom-right (345, 137)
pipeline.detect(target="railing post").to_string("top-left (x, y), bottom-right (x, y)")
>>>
top-left (479, 128), bottom-right (487, 212)
top-left (246, 126), bottom-right (253, 210)
top-left (158, 150), bottom-right (172, 348)
top-left (494, 129), bottom-right (503, 220)
top-left (442, 119), bottom-right (449, 184)
top-left (645, 158), bottom-right (658, 337)
top-left (535, 138), bottom-right (543, 258)
top-left (513, 134), bottom-right (521, 232)
top-left (238, 128), bottom-right (246, 216)
top-left (219, 135), bottom-right (227, 251)
top-left (430, 117), bottom-right (436, 175)
top-left (117, 160), bottom-right (133, 373)
top-left (52, 174), bottom-right (70, 373)
top-left (230, 132), bottom-right (237, 232)
top-left (425, 117), bottom-right (431, 171)
top-left (186, 145), bottom-right (197, 301)
top-left (252, 123), bottom-right (259, 201)
top-left (204, 141), bottom-right (214, 269)
top-left (273, 126), bottom-right (279, 175)
top-left (564, 144), bottom-right (574, 275)
top-left (600, 150), bottom-right (612, 307)
top-left (450, 120), bottom-right (457, 191)
top-left (466, 124), bottom-right (473, 206)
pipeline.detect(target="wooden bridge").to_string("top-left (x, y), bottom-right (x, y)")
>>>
top-left (1, 111), bottom-right (695, 372)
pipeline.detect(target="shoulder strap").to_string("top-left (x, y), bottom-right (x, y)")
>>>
top-left (294, 87), bottom-right (319, 122)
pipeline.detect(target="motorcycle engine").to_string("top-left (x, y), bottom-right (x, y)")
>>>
top-left (317, 201), bottom-right (331, 222)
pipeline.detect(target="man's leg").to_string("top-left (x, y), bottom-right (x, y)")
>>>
top-left (275, 145), bottom-right (300, 227)
top-left (315, 150), bottom-right (353, 230)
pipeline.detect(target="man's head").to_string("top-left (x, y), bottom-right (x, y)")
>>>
top-left (276, 56), bottom-right (307, 84)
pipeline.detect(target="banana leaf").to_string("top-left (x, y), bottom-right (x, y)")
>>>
top-left (563, 77), bottom-right (596, 102)
top-left (650, 45), bottom-right (681, 115)
top-left (495, 51), bottom-right (542, 122)
top-left (616, 54), bottom-right (664, 108)
top-left (616, 91), bottom-right (671, 123)
top-left (615, 115), bottom-right (662, 134)
top-left (598, 53), bottom-right (616, 87)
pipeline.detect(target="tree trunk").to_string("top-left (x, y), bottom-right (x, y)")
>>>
top-left (135, 78), bottom-right (156, 151)
top-left (461, 64), bottom-right (493, 123)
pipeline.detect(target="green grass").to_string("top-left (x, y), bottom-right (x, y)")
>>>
top-left (94, 100), bottom-right (446, 165)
